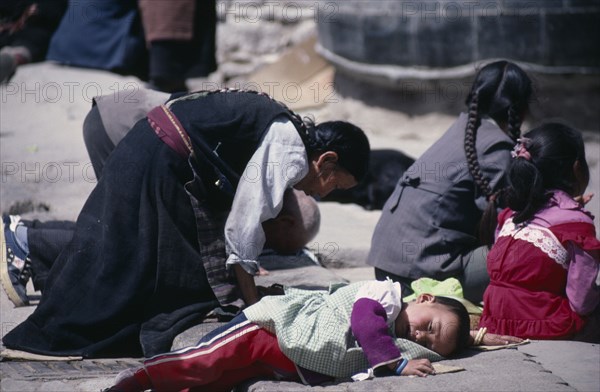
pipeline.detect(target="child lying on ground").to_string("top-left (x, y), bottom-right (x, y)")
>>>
top-left (107, 279), bottom-right (517, 391)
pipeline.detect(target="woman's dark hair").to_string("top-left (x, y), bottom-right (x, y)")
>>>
top-left (464, 60), bottom-right (533, 245)
top-left (304, 118), bottom-right (371, 183)
top-left (435, 296), bottom-right (471, 355)
top-left (507, 122), bottom-right (588, 224)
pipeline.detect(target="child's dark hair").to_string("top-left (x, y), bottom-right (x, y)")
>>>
top-left (435, 296), bottom-right (471, 355)
top-left (507, 123), bottom-right (589, 224)
top-left (304, 118), bottom-right (371, 183)
top-left (464, 60), bottom-right (533, 245)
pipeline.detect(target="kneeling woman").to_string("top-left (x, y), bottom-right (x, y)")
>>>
top-left (2, 89), bottom-right (370, 358)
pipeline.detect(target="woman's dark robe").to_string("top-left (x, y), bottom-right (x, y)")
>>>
top-left (2, 91), bottom-right (300, 357)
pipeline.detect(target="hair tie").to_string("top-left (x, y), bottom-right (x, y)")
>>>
top-left (511, 137), bottom-right (532, 161)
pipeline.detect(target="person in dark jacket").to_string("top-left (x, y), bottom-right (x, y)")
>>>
top-left (368, 61), bottom-right (533, 303)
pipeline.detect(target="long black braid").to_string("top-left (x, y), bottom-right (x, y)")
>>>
top-left (506, 105), bottom-right (522, 142)
top-left (464, 91), bottom-right (494, 200)
top-left (463, 61), bottom-right (532, 245)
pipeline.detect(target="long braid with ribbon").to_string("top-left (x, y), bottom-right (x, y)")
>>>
top-left (464, 91), bottom-right (502, 246)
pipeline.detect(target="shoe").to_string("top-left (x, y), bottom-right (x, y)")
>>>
top-left (0, 215), bottom-right (32, 306)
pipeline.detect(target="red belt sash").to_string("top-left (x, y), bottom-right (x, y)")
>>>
top-left (147, 104), bottom-right (193, 158)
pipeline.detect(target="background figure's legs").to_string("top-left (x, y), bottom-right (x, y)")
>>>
top-left (139, 0), bottom-right (217, 92)
top-left (187, 0), bottom-right (217, 78)
top-left (147, 41), bottom-right (189, 92)
top-left (460, 245), bottom-right (490, 304)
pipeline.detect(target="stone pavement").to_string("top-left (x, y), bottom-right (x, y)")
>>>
top-left (1, 63), bottom-right (600, 391)
top-left (244, 341), bottom-right (599, 392)
top-left (1, 252), bottom-right (599, 392)
top-left (2, 279), bottom-right (599, 392)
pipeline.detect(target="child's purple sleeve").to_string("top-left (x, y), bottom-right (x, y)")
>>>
top-left (567, 246), bottom-right (600, 315)
top-left (351, 297), bottom-right (402, 368)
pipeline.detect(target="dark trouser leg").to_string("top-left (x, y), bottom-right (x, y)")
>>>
top-left (186, 0), bottom-right (217, 78)
top-left (460, 245), bottom-right (489, 304)
top-left (83, 103), bottom-right (114, 180)
top-left (148, 41), bottom-right (189, 93)
top-left (146, 1), bottom-right (217, 92)
top-left (23, 220), bottom-right (76, 292)
top-left (374, 267), bottom-right (414, 297)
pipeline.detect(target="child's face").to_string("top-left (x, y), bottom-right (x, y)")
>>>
top-left (396, 294), bottom-right (460, 357)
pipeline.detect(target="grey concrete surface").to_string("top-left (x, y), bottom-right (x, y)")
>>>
top-left (1, 63), bottom-right (599, 392)
top-left (243, 345), bottom-right (590, 392)
top-left (518, 341), bottom-right (600, 392)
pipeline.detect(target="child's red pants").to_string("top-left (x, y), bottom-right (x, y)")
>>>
top-left (137, 314), bottom-right (299, 391)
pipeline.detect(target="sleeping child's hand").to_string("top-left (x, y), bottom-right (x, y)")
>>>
top-left (401, 359), bottom-right (435, 377)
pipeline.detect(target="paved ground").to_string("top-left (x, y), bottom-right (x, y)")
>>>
top-left (1, 63), bottom-right (599, 391)
top-left (2, 274), bottom-right (599, 392)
